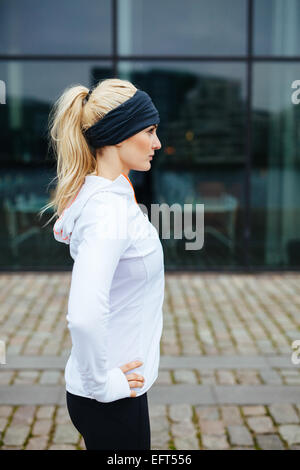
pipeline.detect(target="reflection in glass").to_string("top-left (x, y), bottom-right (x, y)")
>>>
top-left (0, 0), bottom-right (111, 55)
top-left (252, 63), bottom-right (300, 267)
top-left (254, 0), bottom-right (300, 56)
top-left (117, 0), bottom-right (247, 56)
top-left (119, 61), bottom-right (247, 268)
top-left (0, 61), bottom-right (113, 268)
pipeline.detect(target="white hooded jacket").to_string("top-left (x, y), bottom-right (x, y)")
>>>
top-left (53, 172), bottom-right (165, 403)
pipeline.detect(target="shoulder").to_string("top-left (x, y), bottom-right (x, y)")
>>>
top-left (77, 192), bottom-right (130, 239)
top-left (83, 192), bottom-right (128, 219)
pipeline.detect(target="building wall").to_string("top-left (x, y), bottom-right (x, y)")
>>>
top-left (0, 0), bottom-right (300, 270)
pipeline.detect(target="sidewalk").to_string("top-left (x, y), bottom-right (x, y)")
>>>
top-left (0, 272), bottom-right (300, 450)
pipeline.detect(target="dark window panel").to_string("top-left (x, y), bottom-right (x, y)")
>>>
top-left (118, 61), bottom-right (247, 269)
top-left (254, 0), bottom-right (300, 56)
top-left (251, 62), bottom-right (300, 267)
top-left (0, 0), bottom-right (112, 55)
top-left (117, 0), bottom-right (247, 56)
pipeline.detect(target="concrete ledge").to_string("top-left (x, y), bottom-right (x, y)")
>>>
top-left (0, 385), bottom-right (63, 405)
top-left (1, 384), bottom-right (300, 406)
top-left (1, 354), bottom-right (295, 370)
top-left (149, 384), bottom-right (300, 406)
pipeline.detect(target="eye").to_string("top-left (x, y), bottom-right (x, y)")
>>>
top-left (148, 128), bottom-right (155, 134)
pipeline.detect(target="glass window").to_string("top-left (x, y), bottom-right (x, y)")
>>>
top-left (254, 0), bottom-right (300, 56)
top-left (0, 61), bottom-right (113, 269)
top-left (118, 61), bottom-right (247, 269)
top-left (0, 60), bottom-right (113, 164)
top-left (117, 0), bottom-right (247, 56)
top-left (251, 62), bottom-right (300, 267)
top-left (0, 0), bottom-right (112, 55)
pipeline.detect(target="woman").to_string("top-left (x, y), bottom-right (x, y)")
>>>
top-left (40, 78), bottom-right (165, 450)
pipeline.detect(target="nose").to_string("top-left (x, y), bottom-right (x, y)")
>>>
top-left (152, 134), bottom-right (161, 151)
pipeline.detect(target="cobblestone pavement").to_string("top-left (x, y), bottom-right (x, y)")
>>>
top-left (0, 272), bottom-right (300, 450)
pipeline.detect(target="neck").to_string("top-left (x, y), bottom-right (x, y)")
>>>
top-left (94, 148), bottom-right (129, 181)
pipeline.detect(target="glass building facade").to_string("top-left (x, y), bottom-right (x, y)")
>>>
top-left (0, 0), bottom-right (300, 271)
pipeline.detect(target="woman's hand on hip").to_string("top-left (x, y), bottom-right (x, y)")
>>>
top-left (119, 361), bottom-right (145, 397)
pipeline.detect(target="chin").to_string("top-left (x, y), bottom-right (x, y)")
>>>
top-left (130, 163), bottom-right (151, 172)
top-left (139, 162), bottom-right (151, 171)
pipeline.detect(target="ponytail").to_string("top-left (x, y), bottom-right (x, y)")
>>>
top-left (38, 78), bottom-right (137, 227)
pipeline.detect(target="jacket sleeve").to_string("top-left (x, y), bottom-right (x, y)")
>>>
top-left (66, 194), bottom-right (132, 403)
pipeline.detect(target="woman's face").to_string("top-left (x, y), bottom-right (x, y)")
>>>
top-left (119, 124), bottom-right (161, 172)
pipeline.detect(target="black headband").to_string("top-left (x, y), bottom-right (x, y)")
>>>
top-left (82, 89), bottom-right (160, 148)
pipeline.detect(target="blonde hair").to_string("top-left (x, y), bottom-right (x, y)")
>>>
top-left (38, 78), bottom-right (137, 227)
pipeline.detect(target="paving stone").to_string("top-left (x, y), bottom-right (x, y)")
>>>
top-left (256, 434), bottom-right (285, 450)
top-left (221, 406), bottom-right (243, 425)
top-left (246, 416), bottom-right (275, 433)
top-left (1, 445), bottom-right (23, 450)
top-left (269, 404), bottom-right (299, 424)
top-left (231, 446), bottom-right (255, 450)
top-left (39, 371), bottom-right (61, 385)
top-left (171, 421), bottom-right (196, 437)
top-left (151, 430), bottom-right (170, 450)
top-left (26, 436), bottom-right (49, 450)
top-left (242, 406), bottom-right (266, 416)
top-left (195, 406), bottom-right (220, 421)
top-left (227, 425), bottom-right (253, 446)
top-left (284, 377), bottom-right (300, 385)
top-left (149, 416), bottom-right (169, 433)
top-left (216, 370), bottom-right (236, 385)
top-left (0, 417), bottom-right (8, 432)
top-left (173, 369), bottom-right (197, 384)
top-left (3, 424), bottom-right (31, 446)
top-left (32, 419), bottom-right (52, 436)
top-left (169, 404), bottom-right (192, 423)
top-left (278, 425), bottom-right (300, 446)
top-left (0, 371), bottom-right (15, 385)
top-left (173, 435), bottom-right (199, 450)
top-left (36, 406), bottom-right (55, 419)
top-left (16, 371), bottom-right (39, 380)
top-left (202, 434), bottom-right (230, 450)
top-left (0, 406), bottom-right (13, 418)
top-left (149, 404), bottom-right (166, 419)
top-left (78, 435), bottom-right (85, 449)
top-left (155, 371), bottom-right (172, 385)
top-left (259, 369), bottom-right (283, 384)
top-left (55, 406), bottom-right (71, 424)
top-left (182, 343), bottom-right (201, 355)
top-left (236, 370), bottom-right (261, 385)
top-left (6, 345), bottom-right (23, 355)
top-left (280, 369), bottom-right (300, 376)
top-left (162, 344), bottom-right (180, 355)
top-left (52, 423), bottom-right (79, 444)
top-left (12, 406), bottom-right (36, 425)
top-left (48, 444), bottom-right (78, 450)
top-left (199, 420), bottom-right (225, 435)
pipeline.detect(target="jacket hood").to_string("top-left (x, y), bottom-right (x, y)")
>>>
top-left (53, 173), bottom-right (137, 245)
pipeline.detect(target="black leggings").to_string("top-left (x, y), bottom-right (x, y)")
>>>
top-left (66, 390), bottom-right (151, 450)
